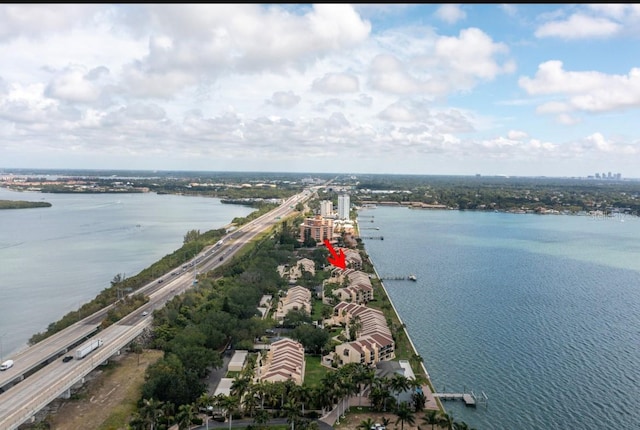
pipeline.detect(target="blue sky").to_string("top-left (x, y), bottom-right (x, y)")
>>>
top-left (1, 4), bottom-right (640, 177)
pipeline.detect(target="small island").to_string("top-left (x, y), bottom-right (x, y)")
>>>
top-left (0, 199), bottom-right (52, 209)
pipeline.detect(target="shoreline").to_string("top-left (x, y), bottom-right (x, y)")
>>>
top-left (363, 243), bottom-right (445, 413)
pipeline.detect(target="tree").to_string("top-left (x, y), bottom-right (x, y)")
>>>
top-left (349, 363), bottom-right (375, 406)
top-left (358, 418), bottom-right (375, 430)
top-left (291, 384), bottom-right (312, 416)
top-left (253, 409), bottom-right (271, 430)
top-left (290, 324), bottom-right (329, 354)
top-left (422, 410), bottom-right (440, 430)
top-left (394, 401), bottom-right (415, 430)
top-left (348, 315), bottom-right (362, 340)
top-left (369, 377), bottom-right (393, 412)
top-left (130, 341), bottom-right (143, 366)
top-left (111, 273), bottom-right (126, 287)
top-left (411, 390), bottom-right (426, 412)
top-left (138, 398), bottom-right (164, 430)
top-left (283, 398), bottom-right (302, 430)
top-left (389, 373), bottom-right (411, 405)
top-left (184, 229), bottom-right (201, 244)
top-left (215, 394), bottom-right (239, 430)
top-left (176, 403), bottom-right (197, 430)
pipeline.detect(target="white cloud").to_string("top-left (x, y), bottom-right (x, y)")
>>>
top-left (500, 4), bottom-right (518, 17)
top-left (378, 102), bottom-right (418, 122)
top-left (520, 61), bottom-right (640, 117)
top-left (267, 91), bottom-right (301, 109)
top-left (507, 130), bottom-right (528, 140)
top-left (435, 4), bottom-right (466, 24)
top-left (0, 4), bottom-right (101, 42)
top-left (535, 13), bottom-right (621, 39)
top-left (434, 28), bottom-right (510, 80)
top-left (312, 73), bottom-right (359, 93)
top-left (369, 28), bottom-right (513, 97)
top-left (44, 67), bottom-right (103, 103)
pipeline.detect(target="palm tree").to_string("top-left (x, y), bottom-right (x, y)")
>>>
top-left (394, 401), bottom-right (415, 430)
top-left (358, 418), bottom-right (376, 430)
top-left (215, 393), bottom-right (239, 430)
top-left (349, 363), bottom-right (375, 406)
top-left (161, 401), bottom-right (176, 429)
top-left (389, 373), bottom-right (412, 406)
top-left (453, 421), bottom-right (476, 430)
top-left (231, 375), bottom-right (252, 404)
top-left (283, 398), bottom-right (302, 430)
top-left (380, 416), bottom-right (391, 429)
top-left (139, 398), bottom-right (164, 430)
top-left (176, 403), bottom-right (197, 430)
top-left (253, 408), bottom-right (271, 430)
top-left (369, 377), bottom-right (393, 412)
top-left (439, 412), bottom-right (455, 430)
top-left (291, 384), bottom-right (312, 416)
top-left (421, 410), bottom-right (439, 430)
top-left (411, 390), bottom-right (427, 412)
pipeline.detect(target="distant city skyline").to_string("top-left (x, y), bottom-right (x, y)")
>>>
top-left (2, 4), bottom-right (640, 177)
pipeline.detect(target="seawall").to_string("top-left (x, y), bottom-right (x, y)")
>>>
top-left (363, 242), bottom-right (445, 412)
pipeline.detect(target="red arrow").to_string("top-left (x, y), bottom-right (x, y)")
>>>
top-left (323, 239), bottom-right (346, 270)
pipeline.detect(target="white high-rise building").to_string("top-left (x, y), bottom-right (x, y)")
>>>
top-left (338, 194), bottom-right (350, 220)
top-left (320, 200), bottom-right (333, 217)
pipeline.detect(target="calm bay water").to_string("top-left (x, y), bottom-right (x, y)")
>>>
top-left (360, 207), bottom-right (640, 430)
top-left (0, 188), bottom-right (253, 358)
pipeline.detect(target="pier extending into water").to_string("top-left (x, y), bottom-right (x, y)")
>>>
top-left (379, 275), bottom-right (417, 281)
top-left (433, 390), bottom-right (488, 408)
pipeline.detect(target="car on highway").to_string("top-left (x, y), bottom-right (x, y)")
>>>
top-left (142, 311), bottom-right (149, 316)
top-left (62, 355), bottom-right (73, 363)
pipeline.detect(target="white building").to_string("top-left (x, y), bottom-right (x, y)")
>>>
top-left (320, 200), bottom-right (334, 217)
top-left (338, 194), bottom-right (350, 220)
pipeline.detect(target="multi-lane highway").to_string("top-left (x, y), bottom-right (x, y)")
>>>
top-left (0, 187), bottom-right (316, 430)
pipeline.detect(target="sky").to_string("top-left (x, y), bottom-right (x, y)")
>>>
top-left (1, 4), bottom-right (640, 177)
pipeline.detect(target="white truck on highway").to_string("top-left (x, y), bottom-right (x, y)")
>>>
top-left (75, 339), bottom-right (104, 360)
top-left (0, 359), bottom-right (14, 371)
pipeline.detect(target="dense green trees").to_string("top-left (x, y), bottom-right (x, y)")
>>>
top-left (0, 199), bottom-right (51, 209)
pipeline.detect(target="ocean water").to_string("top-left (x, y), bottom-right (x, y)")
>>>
top-left (360, 207), bottom-right (640, 430)
top-left (0, 188), bottom-right (253, 357)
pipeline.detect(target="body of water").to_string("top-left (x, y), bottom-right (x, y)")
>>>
top-left (360, 207), bottom-right (640, 430)
top-left (0, 188), bottom-right (254, 358)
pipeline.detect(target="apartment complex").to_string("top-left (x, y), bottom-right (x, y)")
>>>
top-left (257, 338), bottom-right (305, 385)
top-left (329, 301), bottom-right (395, 367)
top-left (275, 285), bottom-right (312, 321)
top-left (299, 215), bottom-right (334, 243)
top-left (332, 269), bottom-right (373, 304)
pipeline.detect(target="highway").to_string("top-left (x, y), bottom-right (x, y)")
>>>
top-left (0, 186), bottom-right (317, 430)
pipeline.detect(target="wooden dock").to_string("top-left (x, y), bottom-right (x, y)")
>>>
top-left (380, 275), bottom-right (416, 281)
top-left (433, 390), bottom-right (488, 408)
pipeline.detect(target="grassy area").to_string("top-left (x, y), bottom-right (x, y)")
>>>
top-left (303, 355), bottom-right (334, 387)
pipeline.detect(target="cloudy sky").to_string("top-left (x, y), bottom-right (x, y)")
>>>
top-left (2, 4), bottom-right (640, 177)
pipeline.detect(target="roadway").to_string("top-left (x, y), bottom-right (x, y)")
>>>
top-left (0, 186), bottom-right (318, 430)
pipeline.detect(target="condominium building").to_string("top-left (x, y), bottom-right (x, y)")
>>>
top-left (338, 194), bottom-right (350, 220)
top-left (299, 215), bottom-right (334, 243)
top-left (320, 200), bottom-right (334, 217)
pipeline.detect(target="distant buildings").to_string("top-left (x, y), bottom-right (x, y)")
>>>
top-left (338, 194), bottom-right (350, 220)
top-left (594, 172), bottom-right (622, 180)
top-left (320, 200), bottom-right (334, 217)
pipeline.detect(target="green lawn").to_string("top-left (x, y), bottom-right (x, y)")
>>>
top-left (303, 355), bottom-right (334, 387)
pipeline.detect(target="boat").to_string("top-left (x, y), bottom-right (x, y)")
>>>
top-left (408, 274), bottom-right (417, 281)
